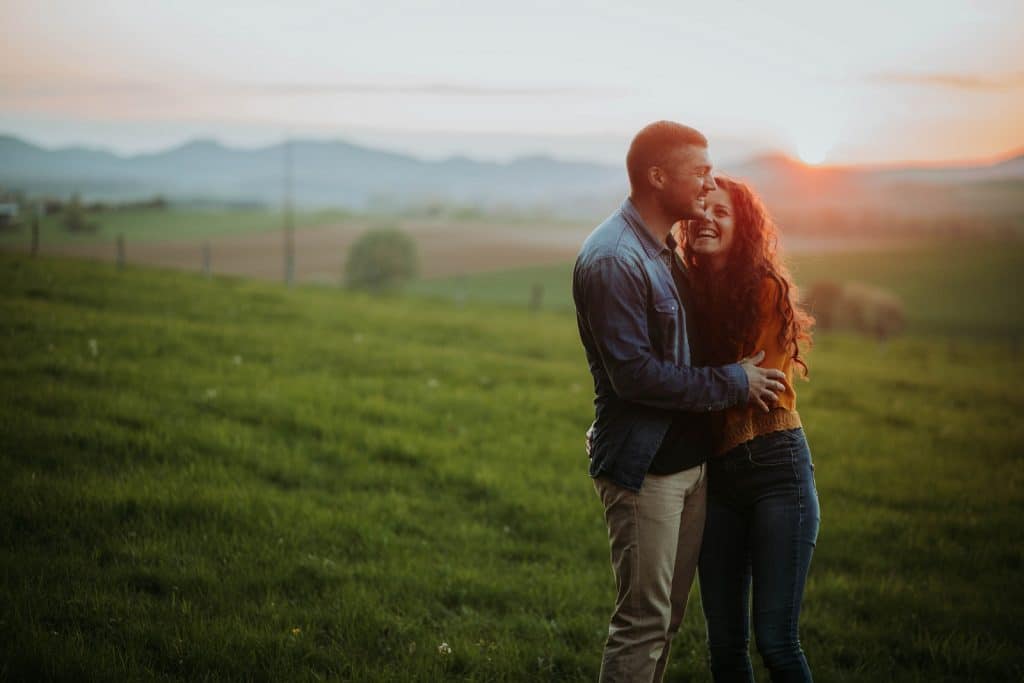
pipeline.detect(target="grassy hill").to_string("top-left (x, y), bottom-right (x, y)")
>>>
top-left (1, 253), bottom-right (1022, 681)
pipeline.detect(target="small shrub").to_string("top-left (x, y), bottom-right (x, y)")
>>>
top-left (344, 227), bottom-right (419, 292)
top-left (803, 280), bottom-right (905, 341)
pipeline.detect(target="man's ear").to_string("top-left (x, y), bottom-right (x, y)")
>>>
top-left (647, 166), bottom-right (664, 190)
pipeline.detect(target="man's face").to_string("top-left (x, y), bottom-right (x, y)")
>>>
top-left (653, 144), bottom-right (717, 221)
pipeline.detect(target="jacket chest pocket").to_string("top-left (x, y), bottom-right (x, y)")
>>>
top-left (650, 297), bottom-right (680, 364)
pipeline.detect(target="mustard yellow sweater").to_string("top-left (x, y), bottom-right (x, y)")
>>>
top-left (713, 277), bottom-right (802, 455)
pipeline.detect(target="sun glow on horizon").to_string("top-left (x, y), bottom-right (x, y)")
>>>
top-left (795, 137), bottom-right (833, 165)
top-left (789, 116), bottom-right (841, 166)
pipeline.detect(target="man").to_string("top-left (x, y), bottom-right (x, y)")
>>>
top-left (572, 121), bottom-right (786, 682)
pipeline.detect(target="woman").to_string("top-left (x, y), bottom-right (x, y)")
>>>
top-left (677, 175), bottom-right (819, 682)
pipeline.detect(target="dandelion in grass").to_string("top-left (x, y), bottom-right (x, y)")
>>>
top-left (427, 378), bottom-right (439, 388)
top-left (88, 338), bottom-right (98, 357)
top-left (437, 641), bottom-right (452, 655)
top-left (291, 627), bottom-right (301, 636)
top-left (232, 355), bottom-right (243, 365)
top-left (204, 388), bottom-right (218, 399)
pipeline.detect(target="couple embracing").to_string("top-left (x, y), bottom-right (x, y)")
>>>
top-left (573, 121), bottom-right (820, 682)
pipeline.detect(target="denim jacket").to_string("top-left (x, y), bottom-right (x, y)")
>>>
top-left (572, 198), bottom-right (749, 490)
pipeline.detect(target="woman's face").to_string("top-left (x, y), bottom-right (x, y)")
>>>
top-left (686, 187), bottom-right (735, 269)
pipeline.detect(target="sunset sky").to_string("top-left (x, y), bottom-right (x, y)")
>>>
top-left (2, 0), bottom-right (1022, 165)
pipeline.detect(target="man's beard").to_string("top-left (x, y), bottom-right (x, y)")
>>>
top-left (663, 193), bottom-right (703, 222)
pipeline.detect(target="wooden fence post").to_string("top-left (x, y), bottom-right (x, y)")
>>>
top-left (454, 273), bottom-right (466, 307)
top-left (529, 283), bottom-right (544, 313)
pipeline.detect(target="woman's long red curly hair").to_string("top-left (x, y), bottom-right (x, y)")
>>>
top-left (680, 175), bottom-right (814, 376)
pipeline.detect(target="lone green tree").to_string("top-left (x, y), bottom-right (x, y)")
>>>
top-left (344, 227), bottom-right (419, 292)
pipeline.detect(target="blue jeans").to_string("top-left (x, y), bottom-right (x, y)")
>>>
top-left (698, 428), bottom-right (820, 683)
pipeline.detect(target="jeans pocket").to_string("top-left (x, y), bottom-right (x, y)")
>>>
top-left (746, 434), bottom-right (794, 467)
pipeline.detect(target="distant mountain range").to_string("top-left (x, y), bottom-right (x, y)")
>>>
top-left (1, 134), bottom-right (1022, 221)
top-left (0, 134), bottom-right (626, 217)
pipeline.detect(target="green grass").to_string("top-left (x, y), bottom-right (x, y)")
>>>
top-left (0, 206), bottom-right (352, 248)
top-left (410, 239), bottom-right (1024, 340)
top-left (2, 253), bottom-right (1023, 681)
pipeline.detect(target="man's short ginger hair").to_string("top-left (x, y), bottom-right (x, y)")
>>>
top-left (626, 121), bottom-right (708, 192)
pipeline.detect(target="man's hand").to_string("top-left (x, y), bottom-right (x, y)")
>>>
top-left (739, 350), bottom-right (787, 413)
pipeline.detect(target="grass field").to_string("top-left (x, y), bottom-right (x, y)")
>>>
top-left (2, 251), bottom-right (1023, 681)
top-left (410, 239), bottom-right (1024, 340)
top-left (0, 206), bottom-right (352, 248)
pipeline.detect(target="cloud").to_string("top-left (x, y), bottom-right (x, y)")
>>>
top-left (0, 81), bottom-right (163, 97)
top-left (240, 82), bottom-right (623, 97)
top-left (0, 78), bottom-right (623, 99)
top-left (868, 71), bottom-right (1024, 91)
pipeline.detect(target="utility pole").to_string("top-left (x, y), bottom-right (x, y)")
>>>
top-left (283, 139), bottom-right (295, 286)
top-left (30, 204), bottom-right (40, 256)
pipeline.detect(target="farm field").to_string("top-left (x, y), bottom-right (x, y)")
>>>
top-left (411, 239), bottom-right (1024, 340)
top-left (3, 202), bottom-right (926, 285)
top-left (4, 210), bottom-right (592, 282)
top-left (0, 206), bottom-right (353, 248)
top-left (1, 252), bottom-right (1022, 681)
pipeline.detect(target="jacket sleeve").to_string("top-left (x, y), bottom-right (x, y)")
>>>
top-left (581, 255), bottom-right (748, 412)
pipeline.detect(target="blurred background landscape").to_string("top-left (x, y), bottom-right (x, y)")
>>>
top-left (2, 0), bottom-right (1023, 680)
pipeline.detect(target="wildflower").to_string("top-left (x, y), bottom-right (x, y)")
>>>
top-left (437, 641), bottom-right (452, 656)
top-left (426, 378), bottom-right (439, 388)
top-left (291, 627), bottom-right (301, 636)
top-left (204, 388), bottom-right (218, 399)
top-left (88, 338), bottom-right (98, 357)
top-left (232, 355), bottom-right (243, 365)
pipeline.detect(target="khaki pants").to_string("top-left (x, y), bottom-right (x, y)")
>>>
top-left (593, 464), bottom-right (707, 683)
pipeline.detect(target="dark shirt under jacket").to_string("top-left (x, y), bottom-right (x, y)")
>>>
top-left (572, 198), bottom-right (749, 491)
top-left (646, 247), bottom-right (714, 475)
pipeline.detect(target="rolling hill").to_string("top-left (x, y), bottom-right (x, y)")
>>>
top-left (2, 134), bottom-right (1022, 227)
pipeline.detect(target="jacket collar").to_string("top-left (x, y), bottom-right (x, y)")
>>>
top-left (620, 197), bottom-right (672, 260)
